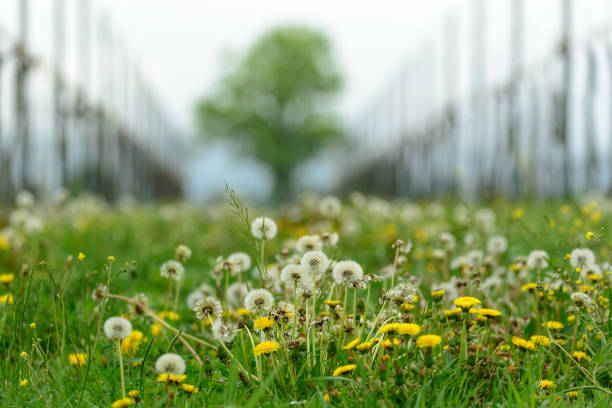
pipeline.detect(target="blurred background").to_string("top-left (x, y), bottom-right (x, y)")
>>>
top-left (1, 0), bottom-right (612, 204)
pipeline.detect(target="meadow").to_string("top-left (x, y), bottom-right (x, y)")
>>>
top-left (1, 190), bottom-right (611, 407)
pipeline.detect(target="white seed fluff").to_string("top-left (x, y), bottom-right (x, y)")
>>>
top-left (155, 353), bottom-right (186, 374)
top-left (160, 260), bottom-right (185, 281)
top-left (332, 260), bottom-right (364, 286)
top-left (103, 316), bottom-right (132, 341)
top-left (251, 217), bottom-right (277, 240)
top-left (244, 288), bottom-right (275, 314)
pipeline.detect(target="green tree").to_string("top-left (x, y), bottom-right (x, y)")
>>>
top-left (195, 26), bottom-right (343, 201)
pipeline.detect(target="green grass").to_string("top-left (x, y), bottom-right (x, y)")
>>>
top-left (0, 194), bottom-right (611, 407)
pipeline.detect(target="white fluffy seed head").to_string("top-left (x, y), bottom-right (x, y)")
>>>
top-left (212, 319), bottom-right (236, 343)
top-left (186, 291), bottom-right (204, 309)
top-left (175, 244), bottom-right (192, 261)
top-left (318, 196), bottom-right (342, 217)
top-left (300, 250), bottom-right (329, 278)
top-left (332, 260), bottom-right (364, 286)
top-left (280, 264), bottom-right (310, 285)
top-left (160, 260), bottom-right (185, 281)
top-left (103, 316), bottom-right (132, 341)
top-left (570, 248), bottom-right (595, 268)
top-left (251, 217), bottom-right (277, 240)
top-left (228, 252), bottom-right (252, 273)
top-left (527, 250), bottom-right (549, 269)
top-left (155, 353), bottom-right (186, 374)
top-left (226, 282), bottom-right (248, 308)
top-left (486, 235), bottom-right (508, 255)
top-left (296, 235), bottom-right (323, 253)
top-left (193, 296), bottom-right (223, 320)
top-left (244, 288), bottom-right (274, 314)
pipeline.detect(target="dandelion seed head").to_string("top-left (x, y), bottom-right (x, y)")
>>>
top-left (296, 235), bottom-right (323, 253)
top-left (160, 260), bottom-right (184, 281)
top-left (332, 260), bottom-right (363, 286)
top-left (244, 288), bottom-right (274, 314)
top-left (228, 252), bottom-right (251, 273)
top-left (155, 353), bottom-right (185, 374)
top-left (212, 319), bottom-right (236, 343)
top-left (103, 317), bottom-right (132, 341)
top-left (193, 296), bottom-right (223, 320)
top-left (251, 217), bottom-right (277, 240)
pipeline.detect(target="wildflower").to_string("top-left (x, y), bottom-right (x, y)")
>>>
top-left (155, 353), bottom-right (186, 374)
top-left (300, 250), bottom-right (330, 278)
top-left (331, 260), bottom-right (364, 286)
top-left (416, 334), bottom-right (442, 348)
top-left (254, 316), bottom-right (275, 330)
top-left (585, 231), bottom-right (595, 240)
top-left (237, 307), bottom-right (250, 317)
top-left (244, 289), bottom-right (274, 314)
top-left (108, 255), bottom-right (115, 262)
top-left (254, 341), bottom-right (280, 356)
top-left (159, 310), bottom-right (179, 321)
top-left (91, 284), bottom-right (108, 301)
top-left (453, 296), bottom-right (481, 309)
top-left (181, 383), bottom-right (199, 394)
top-left (343, 337), bottom-right (361, 350)
top-left (536, 380), bottom-right (555, 391)
top-left (228, 252), bottom-right (251, 273)
top-left (193, 296), bottom-right (223, 320)
top-left (20, 351), bottom-right (28, 359)
top-left (324, 300), bottom-right (341, 307)
top-left (319, 196), bottom-right (342, 217)
top-left (69, 353), bottom-right (87, 366)
top-left (0, 293), bottom-right (14, 304)
top-left (527, 250), bottom-right (549, 269)
top-left (251, 217), bottom-right (277, 240)
top-left (530, 335), bottom-right (551, 347)
top-left (127, 390), bottom-right (140, 403)
top-left (296, 235), bottom-right (323, 253)
top-left (77, 252), bottom-right (86, 261)
top-left (0, 273), bottom-right (14, 284)
top-left (431, 289), bottom-right (445, 301)
top-left (356, 340), bottom-right (373, 351)
top-left (186, 291), bottom-right (204, 309)
top-left (571, 292), bottom-right (592, 307)
top-left (226, 282), bottom-right (248, 307)
top-left (280, 264), bottom-right (310, 287)
top-left (544, 321), bottom-right (564, 330)
top-left (157, 373), bottom-right (187, 384)
top-left (572, 351), bottom-right (590, 361)
top-left (396, 323), bottom-right (422, 336)
top-left (127, 293), bottom-right (149, 317)
top-left (566, 391), bottom-right (579, 399)
top-left (111, 397), bottom-right (135, 408)
top-left (444, 308), bottom-right (462, 318)
top-left (512, 336), bottom-right (536, 351)
top-left (486, 236), bottom-right (508, 254)
top-left (103, 317), bottom-right (132, 341)
top-left (470, 308), bottom-right (502, 317)
top-left (160, 260), bottom-right (184, 280)
top-left (570, 248), bottom-right (594, 268)
top-left (521, 283), bottom-right (537, 292)
top-left (392, 239), bottom-right (412, 254)
top-left (332, 364), bottom-right (357, 377)
top-left (175, 244), bottom-right (192, 261)
top-left (20, 379), bottom-right (28, 387)
top-left (212, 319), bottom-right (236, 343)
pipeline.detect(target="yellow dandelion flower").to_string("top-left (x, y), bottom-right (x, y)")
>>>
top-left (237, 308), bottom-right (250, 317)
top-left (356, 340), bottom-right (373, 351)
top-left (401, 303), bottom-right (415, 312)
top-left (470, 308), bottom-right (502, 317)
top-left (181, 383), bottom-right (199, 394)
top-left (585, 231), bottom-right (594, 240)
top-left (254, 316), bottom-right (275, 330)
top-left (151, 323), bottom-right (162, 336)
top-left (0, 293), bottom-right (13, 304)
top-left (0, 273), bottom-right (14, 284)
top-left (544, 321), bottom-right (564, 330)
top-left (521, 283), bottom-right (537, 292)
top-left (568, 314), bottom-right (576, 322)
top-left (20, 379), bottom-right (28, 387)
top-left (444, 308), bottom-right (462, 317)
top-left (396, 323), bottom-right (422, 336)
top-left (343, 337), bottom-right (361, 350)
top-left (512, 336), bottom-right (536, 351)
top-left (159, 311), bottom-right (180, 321)
top-left (416, 334), bottom-right (442, 348)
top-left (29, 322), bottom-right (36, 329)
top-left (379, 323), bottom-right (399, 334)
top-left (128, 390), bottom-right (140, 399)
top-left (157, 373), bottom-right (187, 384)
top-left (324, 300), bottom-right (341, 307)
top-left (0, 234), bottom-right (9, 250)
top-left (572, 351), bottom-right (590, 362)
top-left (513, 208), bottom-right (524, 219)
top-left (108, 255), bottom-right (116, 262)
top-left (111, 397), bottom-right (135, 408)
top-left (69, 352), bottom-right (87, 366)
top-left (77, 252), bottom-right (86, 261)
top-left (536, 380), bottom-right (555, 391)
top-left (332, 364), bottom-right (357, 377)
top-left (431, 289), bottom-right (445, 301)
top-left (530, 335), bottom-right (551, 347)
top-left (20, 351), bottom-right (28, 359)
top-left (254, 341), bottom-right (280, 356)
top-left (453, 296), bottom-right (481, 310)
top-left (566, 391), bottom-right (578, 399)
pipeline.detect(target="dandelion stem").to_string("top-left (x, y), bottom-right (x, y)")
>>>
top-left (117, 340), bottom-right (126, 398)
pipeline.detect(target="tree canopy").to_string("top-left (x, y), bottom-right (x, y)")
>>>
top-left (195, 25), bottom-right (343, 201)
